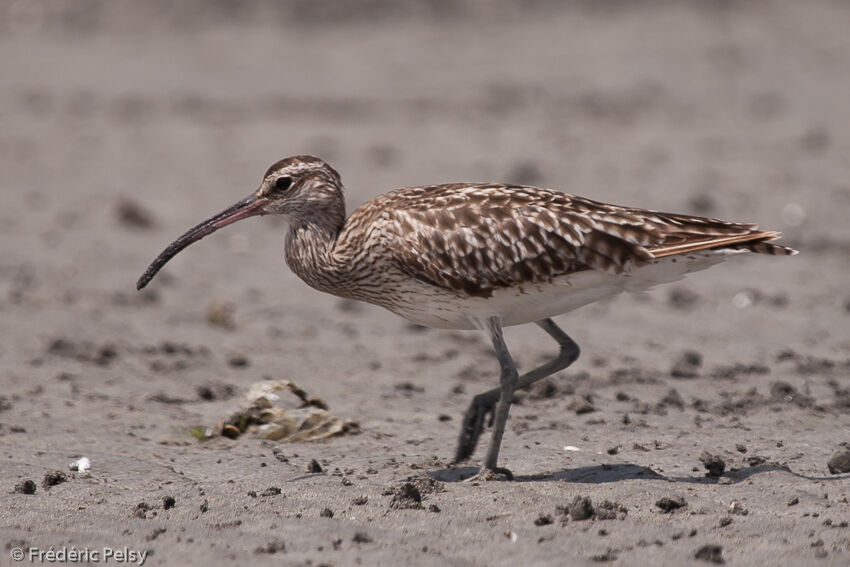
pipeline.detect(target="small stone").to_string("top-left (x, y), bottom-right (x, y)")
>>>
top-left (394, 381), bottom-right (424, 394)
top-left (668, 287), bottom-right (700, 310)
top-left (569, 396), bottom-right (596, 415)
top-left (534, 514), bottom-right (553, 526)
top-left (222, 424), bottom-right (241, 439)
top-left (206, 300), bottom-right (236, 329)
top-left (320, 508), bottom-right (334, 518)
top-left (116, 198), bottom-right (156, 229)
top-left (656, 495), bottom-right (686, 512)
top-left (827, 451), bottom-right (850, 474)
top-left (390, 482), bottom-right (423, 509)
top-left (671, 351), bottom-right (702, 378)
top-left (729, 500), bottom-right (748, 515)
top-left (254, 540), bottom-right (286, 555)
top-left (595, 500), bottom-right (628, 520)
top-left (196, 383), bottom-right (235, 401)
top-left (529, 379), bottom-right (559, 399)
top-left (42, 471), bottom-right (68, 489)
top-left (694, 544), bottom-right (725, 564)
top-left (14, 479), bottom-right (37, 494)
top-left (770, 381), bottom-right (813, 407)
top-left (591, 549), bottom-right (618, 562)
top-left (429, 504), bottom-right (441, 513)
top-left (700, 451), bottom-right (726, 478)
top-left (659, 388), bottom-right (685, 409)
top-left (133, 502), bottom-right (153, 519)
top-left (197, 386), bottom-right (215, 400)
top-left (352, 532), bottom-right (373, 544)
top-left (162, 496), bottom-right (176, 510)
top-left (787, 497), bottom-right (799, 506)
top-left (569, 496), bottom-right (594, 521)
top-left (746, 455), bottom-right (767, 467)
top-left (308, 459), bottom-right (323, 473)
top-left (718, 517), bottom-right (733, 527)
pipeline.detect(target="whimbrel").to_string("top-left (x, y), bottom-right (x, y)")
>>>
top-left (137, 155), bottom-right (796, 479)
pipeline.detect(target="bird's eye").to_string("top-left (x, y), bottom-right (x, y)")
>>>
top-left (273, 176), bottom-right (292, 192)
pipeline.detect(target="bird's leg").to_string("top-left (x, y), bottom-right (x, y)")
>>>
top-left (467, 316), bottom-right (519, 479)
top-left (455, 318), bottom-right (580, 466)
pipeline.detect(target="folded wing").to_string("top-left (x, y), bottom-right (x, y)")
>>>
top-left (378, 184), bottom-right (795, 297)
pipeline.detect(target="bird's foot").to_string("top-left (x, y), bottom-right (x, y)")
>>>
top-left (463, 466), bottom-right (514, 483)
top-left (455, 391), bottom-right (499, 462)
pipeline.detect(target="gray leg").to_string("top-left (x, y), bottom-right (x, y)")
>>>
top-left (480, 316), bottom-right (519, 476)
top-left (455, 318), bottom-right (580, 466)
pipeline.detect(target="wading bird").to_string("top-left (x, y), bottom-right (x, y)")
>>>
top-left (138, 155), bottom-right (795, 479)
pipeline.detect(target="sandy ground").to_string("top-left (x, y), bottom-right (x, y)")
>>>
top-left (2, 1), bottom-right (850, 565)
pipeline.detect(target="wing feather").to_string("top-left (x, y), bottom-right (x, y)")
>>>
top-left (358, 184), bottom-right (795, 297)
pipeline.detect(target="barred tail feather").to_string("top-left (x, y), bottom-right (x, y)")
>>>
top-left (734, 241), bottom-right (799, 256)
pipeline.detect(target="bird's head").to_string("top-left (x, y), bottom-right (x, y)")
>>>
top-left (136, 155), bottom-right (344, 290)
top-left (256, 155), bottom-right (344, 219)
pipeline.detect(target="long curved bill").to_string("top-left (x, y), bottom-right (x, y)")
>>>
top-left (136, 194), bottom-right (268, 290)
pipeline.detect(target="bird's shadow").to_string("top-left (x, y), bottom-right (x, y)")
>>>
top-left (430, 463), bottom-right (850, 484)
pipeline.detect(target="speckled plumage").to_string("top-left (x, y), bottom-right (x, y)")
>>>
top-left (137, 155), bottom-right (797, 474)
top-left (258, 158), bottom-right (796, 329)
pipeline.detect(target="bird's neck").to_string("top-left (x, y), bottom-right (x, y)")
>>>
top-left (284, 216), bottom-right (346, 295)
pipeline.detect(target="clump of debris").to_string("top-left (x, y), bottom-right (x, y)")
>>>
top-left (195, 379), bottom-right (359, 442)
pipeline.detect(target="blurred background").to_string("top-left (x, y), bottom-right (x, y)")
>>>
top-left (1, 3), bottom-right (849, 563)
top-left (2, 0), bottom-right (849, 360)
top-left (3, 0), bottom-right (849, 378)
top-left (3, 0), bottom-right (848, 342)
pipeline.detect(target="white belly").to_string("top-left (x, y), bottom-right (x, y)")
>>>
top-left (383, 249), bottom-right (745, 330)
